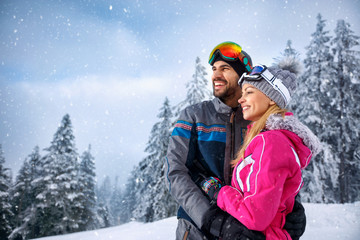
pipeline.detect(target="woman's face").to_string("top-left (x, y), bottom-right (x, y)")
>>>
top-left (238, 83), bottom-right (275, 121)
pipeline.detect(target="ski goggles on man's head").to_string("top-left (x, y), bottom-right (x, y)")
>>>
top-left (238, 64), bottom-right (292, 105)
top-left (208, 41), bottom-right (252, 72)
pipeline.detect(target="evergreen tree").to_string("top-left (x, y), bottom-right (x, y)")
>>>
top-left (118, 170), bottom-right (137, 224)
top-left (96, 203), bottom-right (111, 228)
top-left (151, 163), bottom-right (178, 221)
top-left (174, 57), bottom-right (212, 118)
top-left (150, 98), bottom-right (178, 220)
top-left (289, 14), bottom-right (338, 203)
top-left (132, 97), bottom-right (177, 222)
top-left (109, 176), bottom-right (123, 225)
top-left (273, 39), bottom-right (300, 64)
top-left (78, 145), bottom-right (97, 230)
top-left (34, 114), bottom-right (83, 237)
top-left (95, 176), bottom-right (112, 228)
top-left (330, 19), bottom-right (360, 203)
top-left (0, 144), bottom-right (13, 240)
top-left (9, 146), bottom-right (41, 240)
top-left (131, 158), bottom-right (154, 222)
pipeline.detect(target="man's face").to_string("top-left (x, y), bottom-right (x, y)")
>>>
top-left (211, 60), bottom-right (241, 107)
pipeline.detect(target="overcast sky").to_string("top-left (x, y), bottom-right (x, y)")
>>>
top-left (1, 0), bottom-right (359, 185)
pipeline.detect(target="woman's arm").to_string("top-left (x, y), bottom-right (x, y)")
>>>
top-left (217, 133), bottom-right (299, 231)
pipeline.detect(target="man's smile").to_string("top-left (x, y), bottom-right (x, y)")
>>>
top-left (214, 80), bottom-right (227, 89)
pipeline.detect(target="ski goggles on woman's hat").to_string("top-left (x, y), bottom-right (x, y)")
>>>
top-left (238, 64), bottom-right (292, 105)
top-left (208, 41), bottom-right (252, 72)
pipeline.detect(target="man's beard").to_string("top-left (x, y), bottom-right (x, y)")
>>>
top-left (213, 83), bottom-right (231, 99)
top-left (212, 80), bottom-right (239, 105)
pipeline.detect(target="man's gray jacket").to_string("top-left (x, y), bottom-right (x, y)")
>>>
top-left (165, 97), bottom-right (250, 229)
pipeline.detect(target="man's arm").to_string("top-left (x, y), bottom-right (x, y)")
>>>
top-left (165, 108), bottom-right (212, 228)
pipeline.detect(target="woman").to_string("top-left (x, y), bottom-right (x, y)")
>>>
top-left (202, 58), bottom-right (321, 239)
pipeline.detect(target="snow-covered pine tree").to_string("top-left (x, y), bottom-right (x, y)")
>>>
top-left (354, 147), bottom-right (360, 192)
top-left (132, 97), bottom-right (177, 222)
top-left (78, 145), bottom-right (97, 231)
top-left (34, 114), bottom-right (83, 237)
top-left (330, 19), bottom-right (360, 203)
top-left (95, 202), bottom-right (111, 228)
top-left (118, 169), bottom-right (138, 224)
top-left (9, 159), bottom-right (32, 240)
top-left (173, 57), bottom-right (212, 118)
top-left (95, 176), bottom-right (112, 228)
top-left (289, 14), bottom-right (338, 203)
top-left (273, 40), bottom-right (300, 64)
top-left (9, 146), bottom-right (41, 240)
top-left (109, 176), bottom-right (123, 226)
top-left (0, 144), bottom-right (13, 240)
top-left (151, 162), bottom-right (178, 221)
top-left (149, 98), bottom-right (178, 221)
top-left (131, 156), bottom-right (154, 222)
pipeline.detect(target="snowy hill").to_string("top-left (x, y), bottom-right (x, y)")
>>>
top-left (32, 202), bottom-right (360, 240)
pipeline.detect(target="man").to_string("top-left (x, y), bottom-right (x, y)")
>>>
top-left (165, 41), bottom-right (306, 240)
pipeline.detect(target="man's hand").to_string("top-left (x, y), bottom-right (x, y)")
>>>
top-left (201, 177), bottom-right (222, 200)
top-left (284, 197), bottom-right (306, 240)
top-left (221, 214), bottom-right (265, 240)
top-left (202, 207), bottom-right (265, 240)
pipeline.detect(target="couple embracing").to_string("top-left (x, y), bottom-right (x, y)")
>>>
top-left (165, 41), bottom-right (321, 240)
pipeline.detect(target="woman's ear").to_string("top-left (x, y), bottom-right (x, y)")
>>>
top-left (270, 100), bottom-right (276, 106)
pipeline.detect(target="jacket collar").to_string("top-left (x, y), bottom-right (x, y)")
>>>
top-left (266, 113), bottom-right (322, 158)
top-left (212, 97), bottom-right (238, 115)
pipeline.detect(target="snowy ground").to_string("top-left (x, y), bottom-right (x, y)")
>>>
top-left (32, 202), bottom-right (360, 240)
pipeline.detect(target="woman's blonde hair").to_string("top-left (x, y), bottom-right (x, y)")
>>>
top-left (231, 104), bottom-right (287, 167)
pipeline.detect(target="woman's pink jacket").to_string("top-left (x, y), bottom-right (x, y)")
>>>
top-left (217, 113), bottom-right (321, 239)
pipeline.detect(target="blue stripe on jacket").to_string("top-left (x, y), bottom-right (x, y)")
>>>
top-left (172, 120), bottom-right (226, 143)
top-left (196, 123), bottom-right (226, 143)
top-left (171, 120), bottom-right (192, 138)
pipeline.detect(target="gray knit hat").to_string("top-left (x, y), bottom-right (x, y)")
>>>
top-left (240, 57), bottom-right (301, 108)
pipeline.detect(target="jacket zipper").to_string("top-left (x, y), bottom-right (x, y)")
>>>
top-left (230, 110), bottom-right (236, 160)
top-left (182, 225), bottom-right (191, 240)
top-left (224, 110), bottom-right (236, 185)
